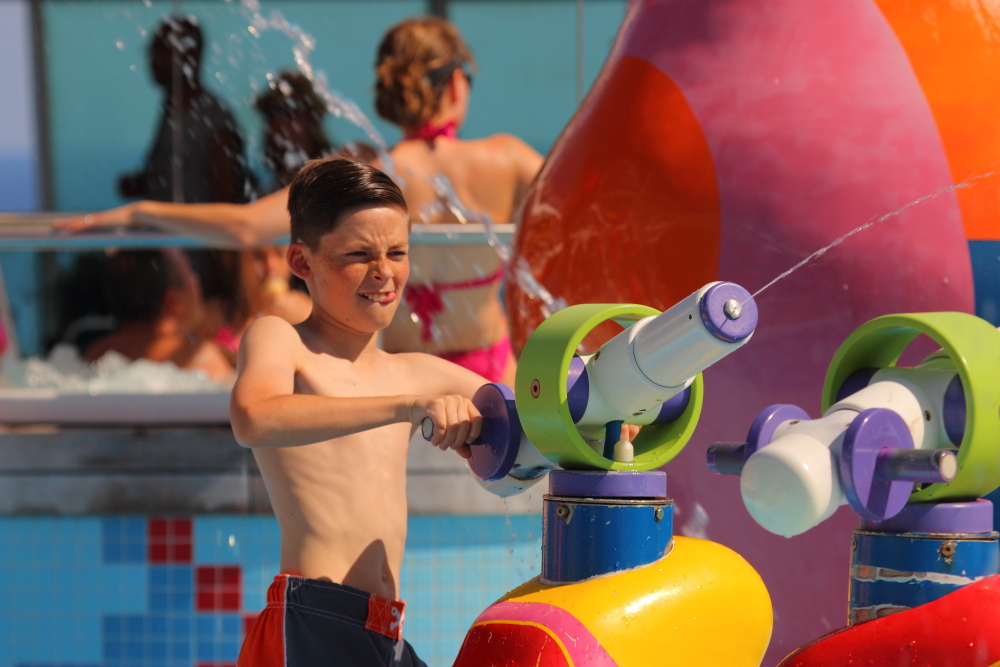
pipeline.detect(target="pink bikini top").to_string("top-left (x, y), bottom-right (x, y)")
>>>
top-left (404, 265), bottom-right (504, 341)
top-left (404, 119), bottom-right (458, 144)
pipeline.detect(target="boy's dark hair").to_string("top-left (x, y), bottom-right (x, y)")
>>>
top-left (103, 250), bottom-right (184, 323)
top-left (287, 157), bottom-right (408, 249)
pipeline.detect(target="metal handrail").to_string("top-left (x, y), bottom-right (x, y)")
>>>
top-left (0, 213), bottom-right (515, 251)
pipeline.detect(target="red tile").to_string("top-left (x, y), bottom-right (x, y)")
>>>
top-left (195, 566), bottom-right (242, 611)
top-left (173, 542), bottom-right (193, 563)
top-left (148, 518), bottom-right (193, 564)
top-left (149, 542), bottom-right (169, 564)
top-left (174, 519), bottom-right (192, 537)
top-left (149, 518), bottom-right (168, 537)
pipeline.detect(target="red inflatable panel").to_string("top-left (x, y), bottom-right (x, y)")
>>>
top-left (778, 574), bottom-right (1000, 666)
top-left (453, 622), bottom-right (575, 667)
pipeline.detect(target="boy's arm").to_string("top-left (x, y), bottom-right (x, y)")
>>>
top-left (406, 353), bottom-right (492, 455)
top-left (229, 317), bottom-right (481, 450)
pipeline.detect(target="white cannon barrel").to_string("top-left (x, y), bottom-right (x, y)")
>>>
top-left (580, 282), bottom-right (758, 424)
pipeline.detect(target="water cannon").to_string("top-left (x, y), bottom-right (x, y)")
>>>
top-left (709, 312), bottom-right (1000, 538)
top-left (450, 282), bottom-right (773, 665)
top-left (428, 282), bottom-right (759, 495)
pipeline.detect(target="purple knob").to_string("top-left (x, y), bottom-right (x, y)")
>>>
top-left (707, 404), bottom-right (811, 475)
top-left (840, 408), bottom-right (954, 522)
top-left (466, 383), bottom-right (523, 482)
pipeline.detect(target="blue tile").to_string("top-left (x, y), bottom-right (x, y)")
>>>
top-left (169, 637), bottom-right (191, 660)
top-left (149, 592), bottom-right (169, 611)
top-left (196, 614), bottom-right (216, 636)
top-left (103, 542), bottom-right (124, 563)
top-left (123, 615), bottom-right (144, 636)
top-left (123, 541), bottom-right (146, 563)
top-left (149, 567), bottom-right (169, 588)
top-left (148, 614), bottom-right (168, 637)
top-left (125, 639), bottom-right (144, 660)
top-left (196, 640), bottom-right (216, 661)
top-left (148, 639), bottom-right (169, 660)
top-left (103, 638), bottom-right (123, 660)
top-left (220, 640), bottom-right (241, 660)
top-left (170, 590), bottom-right (193, 612)
top-left (169, 614), bottom-right (192, 636)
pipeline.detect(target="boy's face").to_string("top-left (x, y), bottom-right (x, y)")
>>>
top-left (289, 204), bottom-right (410, 335)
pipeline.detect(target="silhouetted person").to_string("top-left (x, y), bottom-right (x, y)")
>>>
top-left (254, 71), bottom-right (334, 190)
top-left (85, 249), bottom-right (233, 383)
top-left (118, 16), bottom-right (251, 204)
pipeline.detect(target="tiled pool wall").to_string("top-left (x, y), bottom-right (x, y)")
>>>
top-left (0, 514), bottom-right (542, 667)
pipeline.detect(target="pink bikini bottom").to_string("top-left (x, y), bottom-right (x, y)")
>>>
top-left (439, 336), bottom-right (512, 383)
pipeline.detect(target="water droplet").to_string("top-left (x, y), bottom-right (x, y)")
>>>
top-left (115, 40), bottom-right (126, 50)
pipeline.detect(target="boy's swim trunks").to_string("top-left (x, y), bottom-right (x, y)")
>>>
top-left (238, 574), bottom-right (427, 667)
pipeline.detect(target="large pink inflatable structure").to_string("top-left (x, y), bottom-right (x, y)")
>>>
top-left (508, 0), bottom-right (1000, 661)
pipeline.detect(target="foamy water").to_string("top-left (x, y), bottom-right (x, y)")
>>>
top-left (2, 344), bottom-right (231, 394)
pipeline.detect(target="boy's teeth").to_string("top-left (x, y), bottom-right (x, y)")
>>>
top-left (365, 293), bottom-right (387, 302)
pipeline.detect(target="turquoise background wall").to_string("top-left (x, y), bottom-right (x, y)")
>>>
top-left (42, 0), bottom-right (628, 211)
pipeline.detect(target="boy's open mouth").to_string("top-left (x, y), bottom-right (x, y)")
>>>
top-left (361, 291), bottom-right (396, 304)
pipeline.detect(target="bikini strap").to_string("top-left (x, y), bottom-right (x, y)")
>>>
top-left (434, 263), bottom-right (504, 292)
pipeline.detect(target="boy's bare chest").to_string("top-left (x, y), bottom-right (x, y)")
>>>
top-left (294, 354), bottom-right (402, 398)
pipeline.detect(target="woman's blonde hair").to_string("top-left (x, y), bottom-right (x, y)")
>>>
top-left (374, 16), bottom-right (476, 132)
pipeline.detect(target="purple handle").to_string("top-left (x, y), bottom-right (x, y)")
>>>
top-left (707, 404), bottom-right (811, 475)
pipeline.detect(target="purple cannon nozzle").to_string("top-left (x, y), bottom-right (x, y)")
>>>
top-left (700, 282), bottom-right (758, 344)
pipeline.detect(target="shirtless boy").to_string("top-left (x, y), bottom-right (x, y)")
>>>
top-left (231, 157), bottom-right (485, 667)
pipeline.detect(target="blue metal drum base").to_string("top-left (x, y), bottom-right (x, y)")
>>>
top-left (542, 470), bottom-right (672, 584)
top-left (850, 528), bottom-right (999, 624)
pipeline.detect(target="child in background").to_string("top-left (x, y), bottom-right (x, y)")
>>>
top-left (84, 248), bottom-right (233, 383)
top-left (231, 157), bottom-right (485, 667)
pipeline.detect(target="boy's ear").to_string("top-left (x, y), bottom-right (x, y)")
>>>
top-left (286, 242), bottom-right (312, 280)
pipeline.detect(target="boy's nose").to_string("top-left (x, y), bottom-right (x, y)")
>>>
top-left (370, 257), bottom-right (393, 279)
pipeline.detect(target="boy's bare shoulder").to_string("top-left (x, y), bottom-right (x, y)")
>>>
top-left (240, 315), bottom-right (305, 353)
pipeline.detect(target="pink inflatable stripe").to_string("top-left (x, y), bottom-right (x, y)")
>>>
top-left (476, 600), bottom-right (620, 666)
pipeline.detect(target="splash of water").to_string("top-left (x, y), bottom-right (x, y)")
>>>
top-left (750, 171), bottom-right (994, 301)
top-left (424, 173), bottom-right (568, 319)
top-left (235, 0), bottom-right (402, 182)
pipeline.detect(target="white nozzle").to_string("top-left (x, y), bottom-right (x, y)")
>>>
top-left (613, 439), bottom-right (634, 463)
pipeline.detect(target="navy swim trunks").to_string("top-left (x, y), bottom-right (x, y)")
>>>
top-left (238, 574), bottom-right (427, 667)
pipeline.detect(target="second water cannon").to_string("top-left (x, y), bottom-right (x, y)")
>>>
top-left (709, 312), bottom-right (1000, 538)
top-left (458, 282), bottom-right (759, 494)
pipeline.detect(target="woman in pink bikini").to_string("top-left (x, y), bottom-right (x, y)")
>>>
top-left (372, 17), bottom-right (543, 384)
top-left (57, 16), bottom-right (541, 383)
